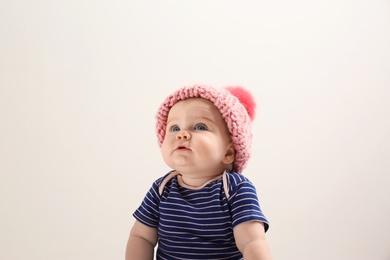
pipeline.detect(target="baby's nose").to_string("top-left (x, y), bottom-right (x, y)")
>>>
top-left (176, 131), bottom-right (191, 140)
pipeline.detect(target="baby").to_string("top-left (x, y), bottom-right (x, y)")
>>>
top-left (126, 85), bottom-right (272, 259)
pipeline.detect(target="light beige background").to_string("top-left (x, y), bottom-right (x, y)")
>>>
top-left (1, 1), bottom-right (389, 259)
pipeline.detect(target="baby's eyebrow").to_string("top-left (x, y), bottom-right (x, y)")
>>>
top-left (167, 113), bottom-right (215, 123)
top-left (166, 117), bottom-right (179, 125)
top-left (197, 114), bottom-right (213, 121)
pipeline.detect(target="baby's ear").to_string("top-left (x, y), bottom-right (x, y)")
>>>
top-left (223, 143), bottom-right (235, 165)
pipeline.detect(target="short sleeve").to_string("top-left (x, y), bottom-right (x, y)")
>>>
top-left (229, 180), bottom-right (269, 232)
top-left (133, 179), bottom-right (162, 228)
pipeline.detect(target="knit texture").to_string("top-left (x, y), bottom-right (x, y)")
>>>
top-left (156, 85), bottom-right (256, 173)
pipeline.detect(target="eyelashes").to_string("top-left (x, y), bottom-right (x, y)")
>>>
top-left (194, 124), bottom-right (207, 131)
top-left (171, 125), bottom-right (180, 132)
top-left (169, 123), bottom-right (208, 132)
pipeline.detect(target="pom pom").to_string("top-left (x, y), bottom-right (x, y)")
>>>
top-left (225, 86), bottom-right (256, 121)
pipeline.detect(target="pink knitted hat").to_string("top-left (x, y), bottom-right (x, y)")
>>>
top-left (156, 85), bottom-right (256, 173)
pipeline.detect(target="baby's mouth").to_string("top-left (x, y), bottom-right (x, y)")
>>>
top-left (176, 145), bottom-right (191, 151)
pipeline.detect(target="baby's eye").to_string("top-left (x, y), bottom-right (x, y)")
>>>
top-left (171, 126), bottom-right (180, 132)
top-left (194, 124), bottom-right (207, 131)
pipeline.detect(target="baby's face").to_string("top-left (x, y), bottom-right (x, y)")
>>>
top-left (161, 98), bottom-right (234, 178)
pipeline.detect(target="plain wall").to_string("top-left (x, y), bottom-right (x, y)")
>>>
top-left (1, 0), bottom-right (389, 259)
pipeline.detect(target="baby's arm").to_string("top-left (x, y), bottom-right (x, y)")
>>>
top-left (233, 221), bottom-right (272, 260)
top-left (125, 220), bottom-right (158, 260)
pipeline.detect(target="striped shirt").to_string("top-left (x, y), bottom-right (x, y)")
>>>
top-left (133, 170), bottom-right (269, 260)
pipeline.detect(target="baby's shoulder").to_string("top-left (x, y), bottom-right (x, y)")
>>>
top-left (224, 170), bottom-right (253, 187)
top-left (222, 170), bottom-right (255, 200)
top-left (156, 170), bottom-right (179, 196)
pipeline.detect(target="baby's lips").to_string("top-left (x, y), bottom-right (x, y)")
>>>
top-left (175, 145), bottom-right (191, 151)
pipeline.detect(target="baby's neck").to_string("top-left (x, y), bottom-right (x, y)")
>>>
top-left (177, 172), bottom-right (225, 190)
